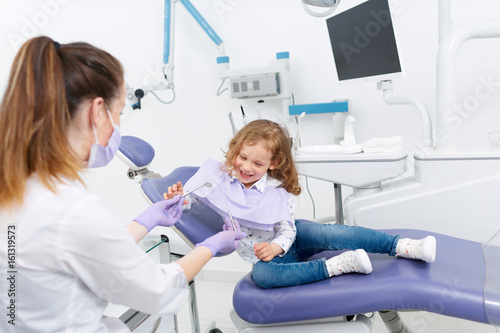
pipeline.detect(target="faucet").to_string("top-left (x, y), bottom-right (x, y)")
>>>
top-left (342, 115), bottom-right (356, 147)
top-left (293, 112), bottom-right (306, 156)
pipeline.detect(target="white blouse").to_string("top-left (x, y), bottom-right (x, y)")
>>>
top-left (0, 175), bottom-right (188, 333)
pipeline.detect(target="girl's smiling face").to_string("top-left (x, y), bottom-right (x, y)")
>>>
top-left (234, 141), bottom-right (276, 189)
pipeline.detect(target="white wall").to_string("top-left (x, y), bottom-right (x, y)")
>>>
top-left (2, 0), bottom-right (500, 277)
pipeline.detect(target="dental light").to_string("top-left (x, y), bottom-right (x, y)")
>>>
top-left (301, 0), bottom-right (341, 17)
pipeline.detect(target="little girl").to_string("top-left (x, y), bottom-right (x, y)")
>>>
top-left (168, 119), bottom-right (436, 289)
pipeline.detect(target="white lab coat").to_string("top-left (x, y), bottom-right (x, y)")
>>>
top-left (0, 175), bottom-right (188, 333)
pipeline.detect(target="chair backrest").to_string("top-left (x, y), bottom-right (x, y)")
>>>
top-left (140, 166), bottom-right (227, 255)
top-left (118, 136), bottom-right (155, 170)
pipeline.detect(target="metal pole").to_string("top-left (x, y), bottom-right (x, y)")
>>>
top-left (334, 183), bottom-right (343, 225)
top-left (188, 280), bottom-right (201, 333)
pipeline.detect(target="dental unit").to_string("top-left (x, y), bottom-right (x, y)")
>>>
top-left (114, 0), bottom-right (500, 331)
top-left (116, 135), bottom-right (500, 332)
top-left (341, 1), bottom-right (500, 246)
top-left (292, 0), bottom-right (500, 248)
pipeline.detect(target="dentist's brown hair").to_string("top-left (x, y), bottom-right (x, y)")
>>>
top-left (0, 36), bottom-right (123, 208)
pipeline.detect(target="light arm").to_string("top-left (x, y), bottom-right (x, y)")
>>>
top-left (162, 0), bottom-right (226, 97)
top-left (301, 0), bottom-right (341, 17)
top-left (178, 0), bottom-right (224, 48)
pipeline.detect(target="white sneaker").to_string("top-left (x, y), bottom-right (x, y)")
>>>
top-left (396, 236), bottom-right (436, 263)
top-left (326, 249), bottom-right (373, 277)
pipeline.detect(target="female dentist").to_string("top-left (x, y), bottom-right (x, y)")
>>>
top-left (0, 36), bottom-right (246, 333)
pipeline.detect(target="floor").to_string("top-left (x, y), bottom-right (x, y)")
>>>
top-left (176, 279), bottom-right (238, 333)
top-left (176, 279), bottom-right (499, 333)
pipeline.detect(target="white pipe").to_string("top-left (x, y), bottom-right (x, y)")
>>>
top-left (382, 86), bottom-right (433, 149)
top-left (217, 42), bottom-right (226, 57)
top-left (438, 0), bottom-right (452, 42)
top-left (436, 20), bottom-right (500, 151)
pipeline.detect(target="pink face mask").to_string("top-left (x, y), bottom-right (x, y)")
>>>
top-left (87, 107), bottom-right (121, 169)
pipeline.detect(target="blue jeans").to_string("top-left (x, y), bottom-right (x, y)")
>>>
top-left (252, 221), bottom-right (401, 289)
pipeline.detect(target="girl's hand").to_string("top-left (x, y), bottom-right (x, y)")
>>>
top-left (163, 181), bottom-right (188, 204)
top-left (254, 242), bottom-right (283, 262)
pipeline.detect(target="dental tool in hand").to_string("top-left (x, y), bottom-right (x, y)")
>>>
top-left (224, 198), bottom-right (237, 231)
top-left (181, 182), bottom-right (212, 198)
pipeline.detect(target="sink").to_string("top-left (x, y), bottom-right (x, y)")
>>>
top-left (293, 114), bottom-right (407, 188)
top-left (298, 144), bottom-right (363, 156)
top-left (295, 150), bottom-right (408, 188)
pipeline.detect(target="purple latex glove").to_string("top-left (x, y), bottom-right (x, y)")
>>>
top-left (223, 217), bottom-right (241, 232)
top-left (196, 229), bottom-right (247, 257)
top-left (134, 195), bottom-right (184, 232)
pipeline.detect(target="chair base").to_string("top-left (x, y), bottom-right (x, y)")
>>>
top-left (230, 310), bottom-right (371, 333)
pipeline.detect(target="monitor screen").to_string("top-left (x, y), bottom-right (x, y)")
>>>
top-left (326, 0), bottom-right (402, 82)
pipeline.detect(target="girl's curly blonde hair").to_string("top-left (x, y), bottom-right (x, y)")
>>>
top-left (223, 119), bottom-right (301, 195)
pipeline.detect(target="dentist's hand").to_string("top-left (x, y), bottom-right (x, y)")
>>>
top-left (134, 195), bottom-right (184, 232)
top-left (223, 217), bottom-right (241, 232)
top-left (196, 229), bottom-right (247, 257)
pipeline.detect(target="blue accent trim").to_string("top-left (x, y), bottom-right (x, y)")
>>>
top-left (276, 52), bottom-right (290, 59)
top-left (217, 56), bottom-right (229, 64)
top-left (288, 101), bottom-right (349, 115)
top-left (163, 0), bottom-right (171, 64)
top-left (179, 0), bottom-right (223, 46)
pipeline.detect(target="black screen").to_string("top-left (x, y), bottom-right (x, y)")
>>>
top-left (326, 0), bottom-right (402, 81)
